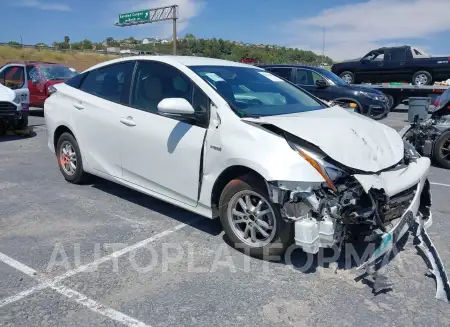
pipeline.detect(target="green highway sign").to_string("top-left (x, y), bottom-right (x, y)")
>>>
top-left (118, 10), bottom-right (150, 24)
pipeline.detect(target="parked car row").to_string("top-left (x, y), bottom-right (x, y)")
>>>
top-left (0, 61), bottom-right (77, 108)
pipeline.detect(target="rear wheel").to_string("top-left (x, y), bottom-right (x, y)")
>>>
top-left (56, 132), bottom-right (90, 184)
top-left (433, 131), bottom-right (450, 169)
top-left (339, 71), bottom-right (355, 84)
top-left (218, 174), bottom-right (293, 258)
top-left (412, 71), bottom-right (432, 86)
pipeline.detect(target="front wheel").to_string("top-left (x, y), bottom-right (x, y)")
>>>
top-left (433, 131), bottom-right (450, 169)
top-left (218, 175), bottom-right (293, 258)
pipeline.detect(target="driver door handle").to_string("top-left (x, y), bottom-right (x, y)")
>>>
top-left (120, 116), bottom-right (136, 126)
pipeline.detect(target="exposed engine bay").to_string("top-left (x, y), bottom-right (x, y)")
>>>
top-left (266, 132), bottom-right (450, 302)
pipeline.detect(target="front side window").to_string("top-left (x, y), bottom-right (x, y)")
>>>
top-left (295, 69), bottom-right (326, 86)
top-left (80, 61), bottom-right (135, 105)
top-left (363, 51), bottom-right (384, 61)
top-left (28, 67), bottom-right (40, 83)
top-left (189, 66), bottom-right (325, 117)
top-left (0, 66), bottom-right (25, 89)
top-left (131, 61), bottom-right (193, 113)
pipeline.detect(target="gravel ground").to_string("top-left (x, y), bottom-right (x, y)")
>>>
top-left (0, 111), bottom-right (449, 327)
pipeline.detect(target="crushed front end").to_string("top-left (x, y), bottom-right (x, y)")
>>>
top-left (267, 136), bottom-right (450, 302)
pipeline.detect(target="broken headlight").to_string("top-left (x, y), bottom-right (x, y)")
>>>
top-left (287, 140), bottom-right (348, 192)
top-left (403, 140), bottom-right (420, 160)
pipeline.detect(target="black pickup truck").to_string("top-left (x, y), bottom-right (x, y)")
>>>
top-left (331, 46), bottom-right (450, 86)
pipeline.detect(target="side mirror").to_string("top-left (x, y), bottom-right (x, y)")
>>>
top-left (31, 78), bottom-right (39, 85)
top-left (157, 98), bottom-right (195, 116)
top-left (315, 79), bottom-right (328, 88)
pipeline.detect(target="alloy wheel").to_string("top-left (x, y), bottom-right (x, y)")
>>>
top-left (227, 190), bottom-right (277, 247)
top-left (59, 141), bottom-right (77, 176)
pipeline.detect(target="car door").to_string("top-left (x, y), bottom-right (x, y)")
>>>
top-left (383, 47), bottom-right (409, 82)
top-left (26, 66), bottom-right (46, 107)
top-left (119, 60), bottom-right (209, 206)
top-left (70, 61), bottom-right (135, 178)
top-left (356, 50), bottom-right (386, 83)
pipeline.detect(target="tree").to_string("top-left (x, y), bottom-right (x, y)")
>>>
top-left (64, 36), bottom-right (70, 44)
top-left (82, 39), bottom-right (93, 50)
top-left (35, 42), bottom-right (48, 48)
top-left (8, 41), bottom-right (20, 46)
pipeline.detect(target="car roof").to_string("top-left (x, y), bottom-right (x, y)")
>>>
top-left (258, 64), bottom-right (325, 71)
top-left (84, 55), bottom-right (260, 73)
top-left (6, 61), bottom-right (59, 66)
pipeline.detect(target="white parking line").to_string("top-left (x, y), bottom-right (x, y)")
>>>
top-left (0, 252), bottom-right (151, 326)
top-left (0, 219), bottom-right (198, 324)
top-left (431, 182), bottom-right (450, 188)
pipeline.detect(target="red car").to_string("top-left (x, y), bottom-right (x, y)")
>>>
top-left (0, 61), bottom-right (77, 108)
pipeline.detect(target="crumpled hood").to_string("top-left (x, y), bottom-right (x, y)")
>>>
top-left (242, 106), bottom-right (404, 172)
top-left (0, 84), bottom-right (15, 102)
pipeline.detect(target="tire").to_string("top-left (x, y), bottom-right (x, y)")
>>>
top-left (412, 70), bottom-right (432, 86)
top-left (56, 132), bottom-right (89, 184)
top-left (218, 174), bottom-right (293, 258)
top-left (385, 94), bottom-right (396, 111)
top-left (433, 131), bottom-right (450, 170)
top-left (14, 117), bottom-right (28, 130)
top-left (339, 71), bottom-right (355, 84)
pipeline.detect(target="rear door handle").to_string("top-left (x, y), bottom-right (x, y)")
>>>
top-left (73, 102), bottom-right (84, 110)
top-left (120, 117), bottom-right (136, 126)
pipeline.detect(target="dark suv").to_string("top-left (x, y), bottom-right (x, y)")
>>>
top-left (258, 64), bottom-right (390, 119)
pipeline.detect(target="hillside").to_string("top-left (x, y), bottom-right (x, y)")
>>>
top-left (0, 46), bottom-right (118, 72)
top-left (137, 35), bottom-right (333, 65)
top-left (1, 35), bottom-right (333, 71)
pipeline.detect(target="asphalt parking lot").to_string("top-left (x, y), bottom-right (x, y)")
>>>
top-left (0, 110), bottom-right (450, 327)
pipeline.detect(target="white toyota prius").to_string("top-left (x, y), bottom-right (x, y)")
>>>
top-left (44, 56), bottom-right (432, 262)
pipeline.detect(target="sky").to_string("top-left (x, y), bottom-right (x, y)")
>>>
top-left (1, 0), bottom-right (450, 61)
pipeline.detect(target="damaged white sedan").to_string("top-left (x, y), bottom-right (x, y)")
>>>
top-left (45, 56), bottom-right (448, 300)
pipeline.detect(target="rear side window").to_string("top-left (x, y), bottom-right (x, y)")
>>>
top-left (388, 48), bottom-right (406, 61)
top-left (65, 72), bottom-right (86, 89)
top-left (266, 67), bottom-right (292, 81)
top-left (79, 61), bottom-right (135, 105)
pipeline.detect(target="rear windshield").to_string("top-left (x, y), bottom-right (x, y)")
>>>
top-left (189, 65), bottom-right (325, 117)
top-left (39, 65), bottom-right (77, 81)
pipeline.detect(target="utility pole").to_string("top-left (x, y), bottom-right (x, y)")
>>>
top-left (172, 5), bottom-right (177, 55)
top-left (322, 27), bottom-right (325, 63)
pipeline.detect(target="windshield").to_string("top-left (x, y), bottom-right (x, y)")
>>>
top-left (318, 68), bottom-right (347, 86)
top-left (189, 66), bottom-right (325, 117)
top-left (39, 65), bottom-right (77, 81)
